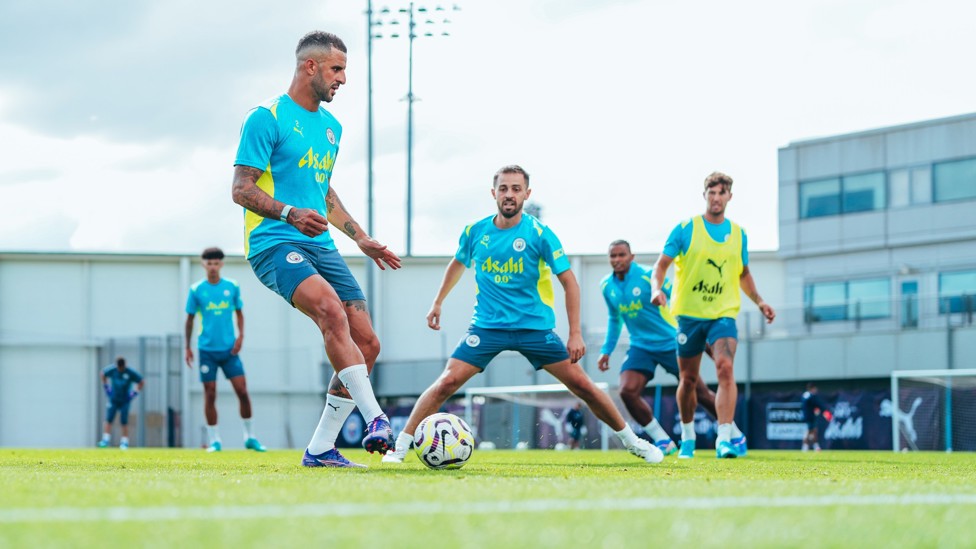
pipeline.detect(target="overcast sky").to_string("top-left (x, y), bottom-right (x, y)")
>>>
top-left (2, 0), bottom-right (974, 258)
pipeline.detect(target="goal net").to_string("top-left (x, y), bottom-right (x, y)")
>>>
top-left (890, 368), bottom-right (976, 452)
top-left (462, 383), bottom-right (613, 451)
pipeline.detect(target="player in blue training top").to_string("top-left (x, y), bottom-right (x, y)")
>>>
top-left (801, 382), bottom-right (833, 452)
top-left (232, 31), bottom-right (401, 468)
top-left (651, 171), bottom-right (775, 459)
top-left (99, 356), bottom-right (144, 449)
top-left (597, 239), bottom-right (745, 456)
top-left (185, 247), bottom-right (265, 453)
top-left (382, 165), bottom-right (663, 465)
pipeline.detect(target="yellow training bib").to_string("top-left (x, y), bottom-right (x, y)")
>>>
top-left (671, 216), bottom-right (743, 319)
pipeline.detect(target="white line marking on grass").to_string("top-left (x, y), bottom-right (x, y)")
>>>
top-left (3, 494), bottom-right (976, 523)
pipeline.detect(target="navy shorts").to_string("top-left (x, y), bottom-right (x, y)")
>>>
top-left (451, 326), bottom-right (570, 370)
top-left (106, 400), bottom-right (132, 425)
top-left (248, 242), bottom-right (365, 305)
top-left (621, 347), bottom-right (680, 380)
top-left (199, 349), bottom-right (245, 383)
top-left (676, 316), bottom-right (738, 358)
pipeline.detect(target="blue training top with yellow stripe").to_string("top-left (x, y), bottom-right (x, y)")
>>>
top-left (185, 278), bottom-right (242, 352)
top-left (599, 263), bottom-right (677, 354)
top-left (455, 213), bottom-right (571, 330)
top-left (234, 93), bottom-right (341, 259)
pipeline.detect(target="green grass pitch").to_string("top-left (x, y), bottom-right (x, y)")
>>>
top-left (3, 448), bottom-right (976, 548)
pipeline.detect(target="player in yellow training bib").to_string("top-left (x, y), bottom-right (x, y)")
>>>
top-left (650, 171), bottom-right (776, 460)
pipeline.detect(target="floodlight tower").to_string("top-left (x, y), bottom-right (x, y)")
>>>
top-left (369, 3), bottom-right (460, 256)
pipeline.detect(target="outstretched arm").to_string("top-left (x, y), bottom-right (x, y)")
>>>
top-left (324, 186), bottom-right (401, 270)
top-left (739, 266), bottom-right (775, 323)
top-left (231, 165), bottom-right (330, 237)
top-left (427, 259), bottom-right (466, 330)
top-left (556, 270), bottom-right (585, 364)
top-left (650, 254), bottom-right (674, 307)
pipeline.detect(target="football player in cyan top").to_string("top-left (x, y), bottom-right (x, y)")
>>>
top-left (383, 165), bottom-right (663, 465)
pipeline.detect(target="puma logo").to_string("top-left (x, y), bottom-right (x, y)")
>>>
top-left (327, 403), bottom-right (339, 411)
top-left (293, 120), bottom-right (304, 137)
top-left (706, 259), bottom-right (726, 276)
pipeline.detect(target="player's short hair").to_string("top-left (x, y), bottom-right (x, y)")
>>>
top-left (296, 31), bottom-right (348, 60)
top-left (704, 171), bottom-right (733, 191)
top-left (116, 356), bottom-right (126, 368)
top-left (201, 247), bottom-right (225, 260)
top-left (609, 239), bottom-right (631, 252)
top-left (493, 165), bottom-right (530, 187)
top-left (806, 382), bottom-right (817, 391)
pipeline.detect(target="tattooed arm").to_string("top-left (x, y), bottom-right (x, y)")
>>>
top-left (325, 185), bottom-right (402, 270)
top-left (231, 165), bottom-right (329, 237)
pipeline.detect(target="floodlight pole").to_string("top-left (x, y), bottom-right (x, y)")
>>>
top-left (405, 1), bottom-right (416, 256)
top-left (366, 0), bottom-right (377, 317)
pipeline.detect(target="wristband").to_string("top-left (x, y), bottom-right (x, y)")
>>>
top-left (279, 205), bottom-right (293, 223)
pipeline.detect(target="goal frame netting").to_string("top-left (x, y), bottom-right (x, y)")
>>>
top-left (891, 368), bottom-right (976, 452)
top-left (462, 383), bottom-right (612, 451)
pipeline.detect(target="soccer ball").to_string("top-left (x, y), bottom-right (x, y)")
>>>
top-left (413, 412), bottom-right (475, 470)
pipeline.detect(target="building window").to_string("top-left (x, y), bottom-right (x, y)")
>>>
top-left (805, 278), bottom-right (891, 322)
top-left (890, 166), bottom-right (931, 208)
top-left (939, 270), bottom-right (976, 314)
top-left (799, 172), bottom-right (885, 219)
top-left (843, 172), bottom-right (886, 213)
top-left (934, 158), bottom-right (976, 203)
top-left (800, 178), bottom-right (840, 218)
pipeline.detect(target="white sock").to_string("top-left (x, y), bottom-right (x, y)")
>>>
top-left (681, 421), bottom-right (696, 442)
top-left (717, 423), bottom-right (732, 445)
top-left (337, 364), bottom-right (384, 422)
top-left (394, 431), bottom-right (415, 453)
top-left (642, 418), bottom-right (670, 442)
top-left (206, 425), bottom-right (220, 444)
top-left (731, 422), bottom-right (743, 439)
top-left (242, 418), bottom-right (254, 441)
top-left (120, 437), bottom-right (129, 445)
top-left (307, 395), bottom-right (356, 455)
top-left (614, 425), bottom-right (640, 447)
top-left (101, 433), bottom-right (110, 442)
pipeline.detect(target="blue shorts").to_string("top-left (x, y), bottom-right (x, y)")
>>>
top-left (621, 347), bottom-right (680, 380)
top-left (248, 242), bottom-right (365, 305)
top-left (106, 400), bottom-right (132, 425)
top-left (568, 427), bottom-right (582, 441)
top-left (451, 326), bottom-right (570, 370)
top-left (199, 349), bottom-right (245, 383)
top-left (676, 316), bottom-right (738, 358)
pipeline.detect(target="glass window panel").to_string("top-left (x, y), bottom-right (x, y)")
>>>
top-left (889, 169), bottom-right (909, 208)
top-left (939, 270), bottom-right (976, 313)
top-left (842, 172), bottom-right (885, 213)
top-left (934, 158), bottom-right (976, 202)
top-left (800, 178), bottom-right (841, 218)
top-left (808, 281), bottom-right (847, 321)
top-left (848, 278), bottom-right (890, 319)
top-left (911, 166), bottom-right (931, 204)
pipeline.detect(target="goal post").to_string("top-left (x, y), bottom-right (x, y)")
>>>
top-left (890, 368), bottom-right (976, 453)
top-left (463, 383), bottom-right (612, 451)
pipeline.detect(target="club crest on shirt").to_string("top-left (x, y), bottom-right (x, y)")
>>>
top-left (286, 252), bottom-right (305, 264)
top-left (512, 238), bottom-right (526, 252)
top-left (326, 128), bottom-right (336, 145)
top-left (632, 287), bottom-right (641, 297)
top-left (223, 290), bottom-right (231, 297)
top-left (465, 334), bottom-right (481, 347)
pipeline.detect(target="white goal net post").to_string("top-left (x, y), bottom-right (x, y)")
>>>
top-left (890, 368), bottom-right (976, 453)
top-left (462, 383), bottom-right (612, 451)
